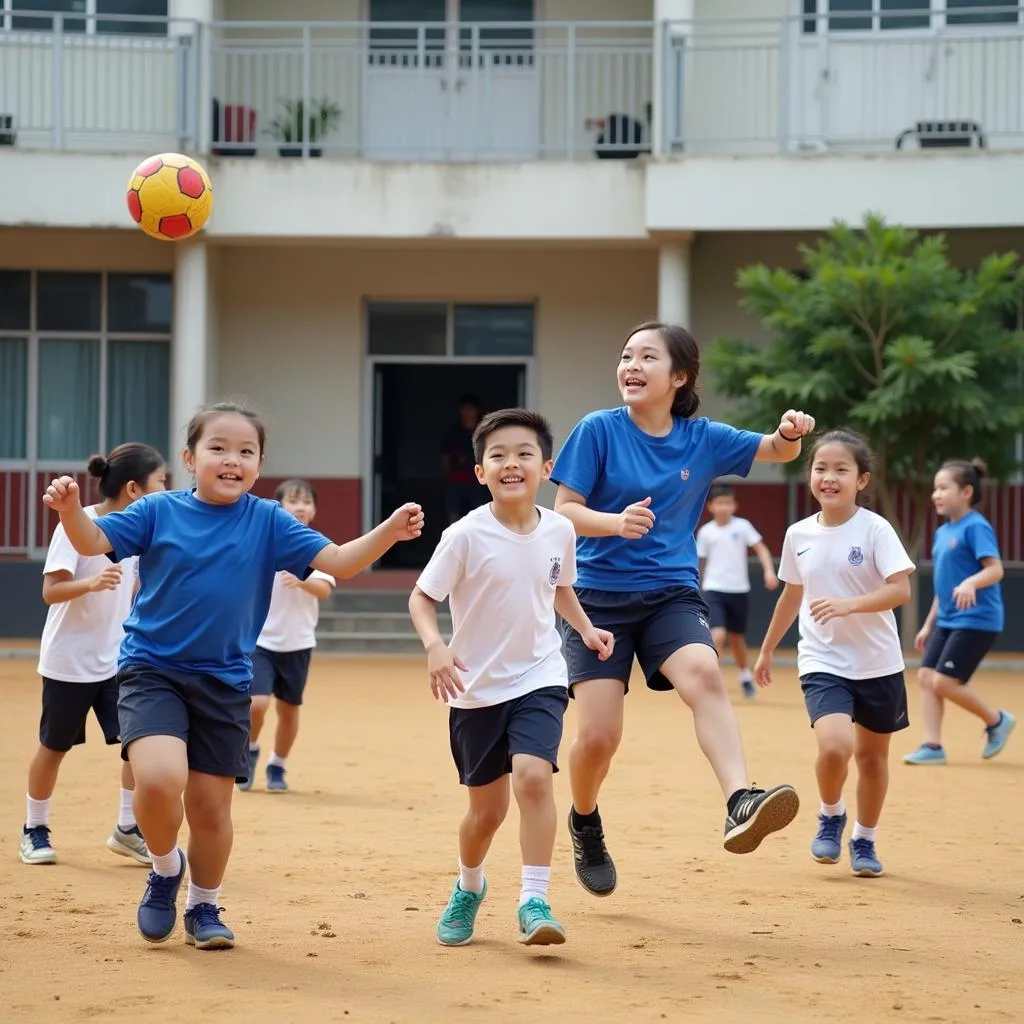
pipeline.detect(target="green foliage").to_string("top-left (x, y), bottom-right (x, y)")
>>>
top-left (708, 214), bottom-right (1024, 556)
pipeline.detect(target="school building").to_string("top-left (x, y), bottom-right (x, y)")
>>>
top-left (1, 0), bottom-right (1023, 640)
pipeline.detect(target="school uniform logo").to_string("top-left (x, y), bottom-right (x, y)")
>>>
top-left (548, 557), bottom-right (562, 585)
top-left (949, 538), bottom-right (958, 549)
top-left (680, 469), bottom-right (690, 481)
top-left (848, 546), bottom-right (864, 566)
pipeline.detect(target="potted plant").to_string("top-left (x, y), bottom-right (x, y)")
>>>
top-left (268, 98), bottom-right (341, 158)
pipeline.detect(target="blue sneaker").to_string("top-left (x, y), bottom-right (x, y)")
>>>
top-left (437, 880), bottom-right (487, 946)
top-left (849, 838), bottom-right (883, 877)
top-left (517, 898), bottom-right (566, 946)
top-left (741, 679), bottom-right (757, 701)
top-left (266, 764), bottom-right (288, 792)
top-left (137, 849), bottom-right (185, 943)
top-left (237, 747), bottom-right (260, 791)
top-left (184, 903), bottom-right (235, 950)
top-left (903, 744), bottom-right (948, 766)
top-left (982, 710), bottom-right (1016, 760)
top-left (810, 812), bottom-right (847, 864)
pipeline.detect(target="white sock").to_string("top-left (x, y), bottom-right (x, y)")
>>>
top-left (185, 882), bottom-right (221, 911)
top-left (118, 788), bottom-right (136, 830)
top-left (249, 741), bottom-right (260, 753)
top-left (820, 799), bottom-right (846, 818)
top-left (852, 822), bottom-right (877, 842)
top-left (519, 865), bottom-right (551, 907)
top-left (458, 860), bottom-right (485, 895)
top-left (739, 668), bottom-right (753, 681)
top-left (26, 795), bottom-right (51, 829)
top-left (268, 752), bottom-right (287, 769)
top-left (150, 847), bottom-right (183, 878)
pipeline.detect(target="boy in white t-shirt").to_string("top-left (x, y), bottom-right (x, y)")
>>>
top-left (754, 430), bottom-right (915, 878)
top-left (697, 484), bottom-right (778, 700)
top-left (409, 409), bottom-right (613, 948)
top-left (238, 480), bottom-right (335, 794)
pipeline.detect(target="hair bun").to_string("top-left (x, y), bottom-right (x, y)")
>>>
top-left (970, 457), bottom-right (988, 479)
top-left (87, 454), bottom-right (109, 478)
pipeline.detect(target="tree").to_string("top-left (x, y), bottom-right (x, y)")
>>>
top-left (707, 214), bottom-right (1024, 645)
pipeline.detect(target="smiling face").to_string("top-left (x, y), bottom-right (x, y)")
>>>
top-left (617, 328), bottom-right (686, 414)
top-left (932, 468), bottom-right (973, 519)
top-left (809, 441), bottom-right (869, 512)
top-left (280, 487), bottom-right (316, 526)
top-left (183, 412), bottom-right (263, 505)
top-left (474, 425), bottom-right (552, 503)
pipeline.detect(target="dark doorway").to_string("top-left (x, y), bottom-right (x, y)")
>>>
top-left (373, 362), bottom-right (526, 568)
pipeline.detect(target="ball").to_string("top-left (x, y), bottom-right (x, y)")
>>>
top-left (126, 152), bottom-right (213, 241)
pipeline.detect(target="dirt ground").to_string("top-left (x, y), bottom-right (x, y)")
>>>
top-left (1, 656), bottom-right (1021, 1024)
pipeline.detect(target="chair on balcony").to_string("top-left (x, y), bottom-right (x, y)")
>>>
top-left (211, 99), bottom-right (257, 157)
top-left (0, 114), bottom-right (15, 146)
top-left (895, 120), bottom-right (986, 150)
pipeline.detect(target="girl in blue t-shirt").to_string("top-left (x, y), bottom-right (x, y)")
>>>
top-left (904, 459), bottom-right (1015, 766)
top-left (552, 321), bottom-right (814, 897)
top-left (42, 401), bottom-right (424, 951)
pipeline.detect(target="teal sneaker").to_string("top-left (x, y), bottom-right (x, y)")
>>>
top-left (436, 880), bottom-right (486, 946)
top-left (903, 744), bottom-right (947, 766)
top-left (982, 710), bottom-right (1016, 760)
top-left (516, 898), bottom-right (566, 946)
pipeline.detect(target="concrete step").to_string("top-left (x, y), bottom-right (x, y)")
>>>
top-left (316, 634), bottom-right (435, 655)
top-left (325, 589), bottom-right (446, 614)
top-left (317, 610), bottom-right (451, 635)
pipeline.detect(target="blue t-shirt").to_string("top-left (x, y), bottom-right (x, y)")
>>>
top-left (551, 408), bottom-right (762, 591)
top-left (932, 510), bottom-right (1004, 632)
top-left (98, 490), bottom-right (332, 688)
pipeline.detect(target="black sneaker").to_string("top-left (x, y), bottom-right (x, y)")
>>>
top-left (723, 784), bottom-right (800, 854)
top-left (568, 810), bottom-right (617, 896)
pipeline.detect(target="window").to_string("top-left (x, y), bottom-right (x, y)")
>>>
top-left (367, 302), bottom-right (535, 357)
top-left (947, 0), bottom-right (1018, 26)
top-left (0, 338), bottom-right (27, 459)
top-left (107, 341), bottom-right (170, 451)
top-left (0, 270), bottom-right (30, 331)
top-left (38, 339), bottom-right (100, 460)
top-left (37, 272), bottom-right (101, 332)
top-left (801, 0), bottom-right (1017, 32)
top-left (453, 305), bottom-right (534, 356)
top-left (367, 303), bottom-right (448, 356)
top-left (4, 0), bottom-right (167, 35)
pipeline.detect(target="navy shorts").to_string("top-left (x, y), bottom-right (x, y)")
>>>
top-left (800, 671), bottom-right (909, 735)
top-left (560, 585), bottom-right (715, 694)
top-left (39, 677), bottom-right (120, 752)
top-left (920, 626), bottom-right (999, 685)
top-left (117, 663), bottom-right (251, 780)
top-left (251, 646), bottom-right (312, 705)
top-left (449, 685), bottom-right (569, 787)
top-left (705, 591), bottom-right (749, 636)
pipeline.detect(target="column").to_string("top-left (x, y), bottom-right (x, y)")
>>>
top-left (169, 0), bottom-right (222, 152)
top-left (171, 239), bottom-right (214, 455)
top-left (657, 236), bottom-right (693, 326)
top-left (652, 0), bottom-right (694, 156)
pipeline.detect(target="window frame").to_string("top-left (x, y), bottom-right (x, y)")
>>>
top-left (0, 0), bottom-right (169, 36)
top-left (799, 0), bottom-right (1024, 34)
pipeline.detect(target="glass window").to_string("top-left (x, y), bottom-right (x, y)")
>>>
top-left (369, 0), bottom-right (446, 66)
top-left (107, 273), bottom-right (172, 333)
top-left (367, 303), bottom-right (447, 356)
top-left (946, 0), bottom-right (1018, 26)
top-left (0, 338), bottom-right (27, 459)
top-left (880, 0), bottom-right (929, 30)
top-left (0, 270), bottom-right (31, 330)
top-left (828, 0), bottom-right (871, 31)
top-left (12, 0), bottom-right (87, 32)
top-left (453, 305), bottom-right (534, 356)
top-left (37, 272), bottom-right (101, 332)
top-left (107, 341), bottom-right (170, 454)
top-left (459, 0), bottom-right (533, 53)
top-left (803, 0), bottom-right (818, 33)
top-left (97, 0), bottom-right (168, 37)
top-left (37, 339), bottom-right (99, 460)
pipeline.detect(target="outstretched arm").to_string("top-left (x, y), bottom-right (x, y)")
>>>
top-left (311, 503), bottom-right (423, 579)
top-left (41, 477), bottom-right (112, 555)
top-left (755, 410), bottom-right (816, 464)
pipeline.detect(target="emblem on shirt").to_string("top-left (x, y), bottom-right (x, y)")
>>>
top-left (680, 469), bottom-right (690, 481)
top-left (848, 546), bottom-right (864, 566)
top-left (949, 538), bottom-right (958, 549)
top-left (548, 557), bottom-right (562, 585)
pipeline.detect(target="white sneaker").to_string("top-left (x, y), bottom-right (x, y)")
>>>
top-left (106, 824), bottom-right (151, 865)
top-left (20, 824), bottom-right (57, 865)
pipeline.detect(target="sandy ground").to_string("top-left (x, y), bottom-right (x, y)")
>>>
top-left (1, 656), bottom-right (1021, 1024)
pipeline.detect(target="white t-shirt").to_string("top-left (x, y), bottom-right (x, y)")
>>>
top-left (257, 570), bottom-right (335, 652)
top-left (37, 505), bottom-right (138, 683)
top-left (697, 516), bottom-right (763, 593)
top-left (778, 507), bottom-right (916, 680)
top-left (415, 504), bottom-right (577, 710)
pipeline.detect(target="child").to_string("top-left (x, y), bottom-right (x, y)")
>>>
top-left (21, 443), bottom-right (166, 867)
top-left (42, 401), bottom-right (423, 950)
top-left (409, 408), bottom-right (613, 947)
top-left (239, 479), bottom-right (335, 793)
top-left (551, 321), bottom-right (812, 899)
top-left (754, 429), bottom-right (915, 877)
top-left (697, 482), bottom-right (779, 699)
top-left (903, 459), bottom-right (1015, 765)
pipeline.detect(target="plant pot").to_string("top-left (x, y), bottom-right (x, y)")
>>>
top-left (213, 147), bottom-right (256, 157)
top-left (279, 146), bottom-right (323, 158)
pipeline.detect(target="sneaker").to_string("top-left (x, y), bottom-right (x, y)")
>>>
top-left (723, 784), bottom-right (800, 854)
top-left (137, 848), bottom-right (185, 943)
top-left (810, 812), bottom-right (847, 864)
top-left (849, 838), bottom-right (884, 877)
top-left (568, 810), bottom-right (617, 897)
top-left (237, 747), bottom-right (260, 791)
top-left (436, 880), bottom-right (487, 946)
top-left (184, 903), bottom-right (236, 950)
top-left (19, 824), bottom-right (56, 865)
top-left (266, 764), bottom-right (288, 792)
top-left (106, 825), bottom-right (151, 866)
top-left (517, 898), bottom-right (566, 946)
top-left (982, 710), bottom-right (1016, 760)
top-left (903, 744), bottom-right (948, 766)
top-left (741, 678), bottom-right (757, 700)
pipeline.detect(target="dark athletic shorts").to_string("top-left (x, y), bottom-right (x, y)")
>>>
top-left (250, 646), bottom-right (312, 705)
top-left (117, 663), bottom-right (251, 780)
top-left (449, 685), bottom-right (569, 787)
top-left (39, 676), bottom-right (120, 752)
top-left (705, 590), bottom-right (750, 636)
top-left (920, 626), bottom-right (999, 685)
top-left (560, 585), bottom-right (715, 694)
top-left (800, 671), bottom-right (909, 735)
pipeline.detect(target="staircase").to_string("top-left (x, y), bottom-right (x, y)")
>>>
top-left (315, 588), bottom-right (450, 654)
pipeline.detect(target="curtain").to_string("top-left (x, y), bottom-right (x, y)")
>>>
top-left (0, 338), bottom-right (27, 459)
top-left (37, 339), bottom-right (100, 461)
top-left (107, 340), bottom-right (170, 456)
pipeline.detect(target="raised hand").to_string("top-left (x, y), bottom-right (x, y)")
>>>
top-left (42, 475), bottom-right (82, 513)
top-left (778, 410), bottom-right (816, 440)
top-left (387, 503), bottom-right (424, 542)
